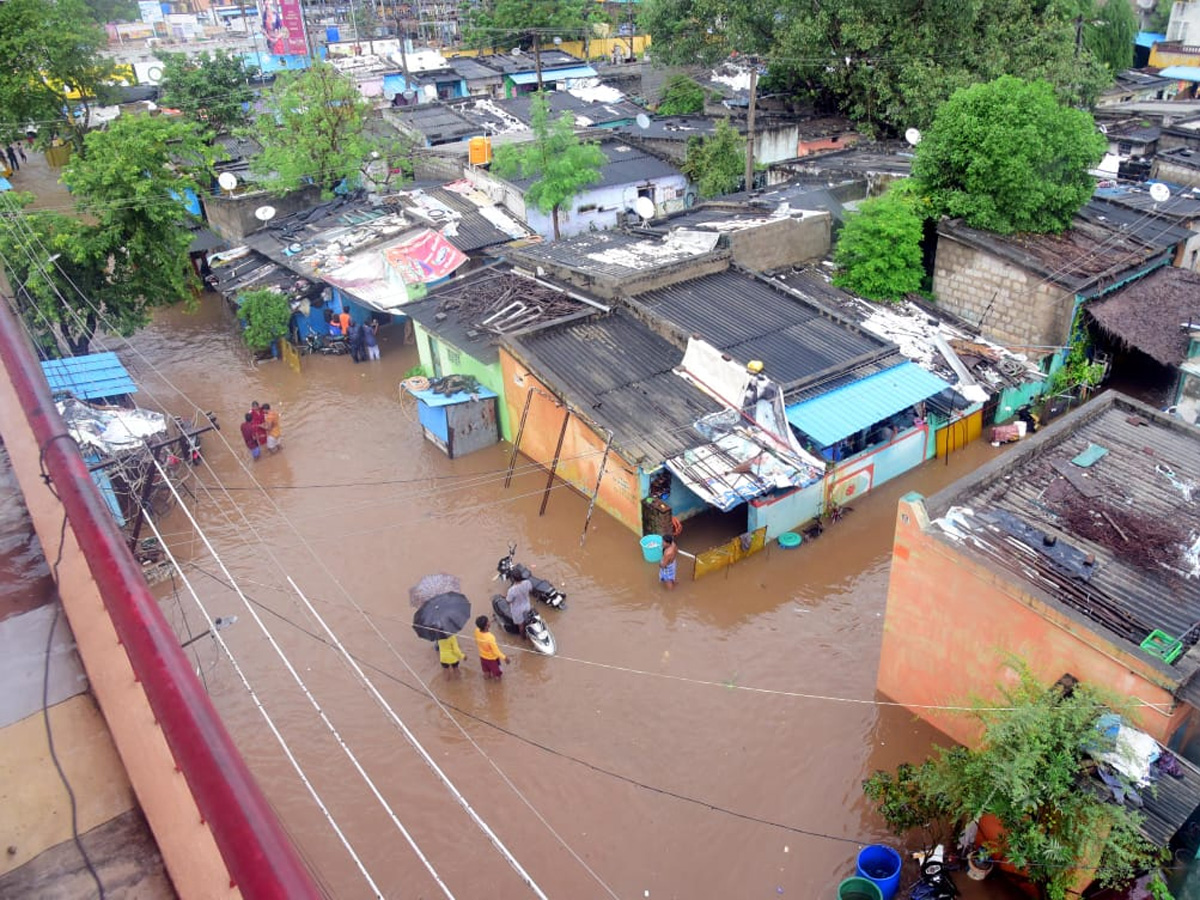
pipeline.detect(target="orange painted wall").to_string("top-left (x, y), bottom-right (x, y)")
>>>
top-left (796, 134), bottom-right (860, 157)
top-left (500, 348), bottom-right (644, 532)
top-left (877, 495), bottom-right (1192, 748)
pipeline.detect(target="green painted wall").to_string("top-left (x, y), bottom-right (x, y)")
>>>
top-left (412, 323), bottom-right (512, 441)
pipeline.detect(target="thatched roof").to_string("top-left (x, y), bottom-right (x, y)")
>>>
top-left (1087, 266), bottom-right (1200, 366)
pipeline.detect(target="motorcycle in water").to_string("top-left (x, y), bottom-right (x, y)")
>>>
top-left (491, 594), bottom-right (556, 656)
top-left (496, 542), bottom-right (567, 610)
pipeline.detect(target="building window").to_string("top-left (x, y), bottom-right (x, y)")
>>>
top-left (446, 347), bottom-right (461, 366)
top-left (577, 203), bottom-right (597, 213)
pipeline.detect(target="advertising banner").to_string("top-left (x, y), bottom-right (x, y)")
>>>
top-left (261, 0), bottom-right (309, 56)
top-left (384, 230), bottom-right (468, 285)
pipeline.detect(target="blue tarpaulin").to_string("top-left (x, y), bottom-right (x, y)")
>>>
top-left (1137, 32), bottom-right (1166, 48)
top-left (41, 352), bottom-right (137, 401)
top-left (509, 65), bottom-right (598, 85)
top-left (1159, 66), bottom-right (1200, 83)
top-left (786, 362), bottom-right (950, 447)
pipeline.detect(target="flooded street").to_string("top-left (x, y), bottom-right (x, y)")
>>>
top-left (8, 290), bottom-right (1024, 899)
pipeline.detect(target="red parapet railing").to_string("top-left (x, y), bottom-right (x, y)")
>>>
top-left (0, 299), bottom-right (321, 899)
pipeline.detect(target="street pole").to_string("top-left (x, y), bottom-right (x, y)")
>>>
top-left (745, 60), bottom-right (758, 193)
top-left (534, 32), bottom-right (544, 92)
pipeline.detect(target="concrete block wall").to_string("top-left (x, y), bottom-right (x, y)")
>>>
top-left (933, 236), bottom-right (1074, 353)
top-left (727, 215), bottom-right (830, 271)
top-left (877, 494), bottom-right (1194, 750)
top-left (202, 185), bottom-right (323, 243)
top-left (1152, 157), bottom-right (1200, 189)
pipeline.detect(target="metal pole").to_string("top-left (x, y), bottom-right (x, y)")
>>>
top-left (534, 32), bottom-right (544, 93)
top-left (579, 432), bottom-right (613, 545)
top-left (744, 61), bottom-right (758, 192)
top-left (128, 444), bottom-right (164, 551)
top-left (539, 404), bottom-right (570, 516)
top-left (504, 387), bottom-right (535, 488)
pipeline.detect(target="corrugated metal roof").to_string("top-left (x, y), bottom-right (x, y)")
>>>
top-left (928, 395), bottom-right (1200, 666)
top-left (511, 310), bottom-right (722, 465)
top-left (785, 361), bottom-right (950, 446)
top-left (41, 352), bottom-right (137, 401)
top-left (1160, 65), bottom-right (1200, 82)
top-left (509, 65), bottom-right (598, 85)
top-left (633, 270), bottom-right (894, 389)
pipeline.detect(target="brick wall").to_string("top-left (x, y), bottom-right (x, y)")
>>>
top-left (877, 494), bottom-right (1194, 749)
top-left (1152, 158), bottom-right (1200, 189)
top-left (933, 234), bottom-right (1075, 353)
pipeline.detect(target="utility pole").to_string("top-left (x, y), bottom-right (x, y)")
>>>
top-left (395, 6), bottom-right (410, 87)
top-left (534, 32), bottom-right (544, 92)
top-left (744, 59), bottom-right (758, 193)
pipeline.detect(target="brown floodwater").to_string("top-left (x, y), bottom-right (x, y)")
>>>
top-left (3, 149), bottom-right (1027, 899)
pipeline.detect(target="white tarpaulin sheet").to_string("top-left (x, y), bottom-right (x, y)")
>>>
top-left (58, 398), bottom-right (166, 454)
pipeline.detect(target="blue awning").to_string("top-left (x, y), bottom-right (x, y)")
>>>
top-left (509, 65), bottom-right (598, 85)
top-left (41, 352), bottom-right (138, 401)
top-left (1159, 65), bottom-right (1200, 83)
top-left (786, 362), bottom-right (950, 447)
top-left (1137, 31), bottom-right (1166, 48)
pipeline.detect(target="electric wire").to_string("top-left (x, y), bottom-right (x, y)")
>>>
top-left (138, 508), bottom-right (391, 900)
top-left (2, 205), bottom-right (569, 899)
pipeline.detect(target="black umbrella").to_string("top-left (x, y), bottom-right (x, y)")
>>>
top-left (409, 572), bottom-right (462, 609)
top-left (412, 591), bottom-right (472, 643)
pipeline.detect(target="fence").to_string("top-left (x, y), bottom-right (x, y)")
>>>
top-left (692, 526), bottom-right (768, 579)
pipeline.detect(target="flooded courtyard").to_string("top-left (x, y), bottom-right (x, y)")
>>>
top-left (5, 288), bottom-right (1024, 899)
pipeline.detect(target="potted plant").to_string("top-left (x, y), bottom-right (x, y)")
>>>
top-left (864, 663), bottom-right (1167, 900)
top-left (966, 847), bottom-right (993, 881)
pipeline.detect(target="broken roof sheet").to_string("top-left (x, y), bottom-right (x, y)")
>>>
top-left (938, 203), bottom-right (1188, 295)
top-left (509, 309), bottom-right (723, 464)
top-left (1088, 266), bottom-right (1200, 366)
top-left (397, 183), bottom-right (531, 251)
top-left (506, 228), bottom-right (721, 280)
top-left (927, 394), bottom-right (1200, 676)
top-left (631, 269), bottom-right (895, 390)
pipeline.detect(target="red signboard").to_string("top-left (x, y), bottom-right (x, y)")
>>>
top-left (261, 0), bottom-right (308, 56)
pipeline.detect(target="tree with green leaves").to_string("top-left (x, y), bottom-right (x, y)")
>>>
top-left (866, 665), bottom-right (1165, 900)
top-left (912, 76), bottom-right (1106, 234)
top-left (0, 0), bottom-right (116, 153)
top-left (1084, 0), bottom-right (1137, 76)
top-left (158, 52), bottom-right (258, 137)
top-left (81, 0), bottom-right (136, 23)
top-left (657, 75), bottom-right (707, 115)
top-left (251, 63), bottom-right (375, 197)
top-left (0, 115), bottom-right (215, 356)
top-left (491, 92), bottom-right (606, 240)
top-left (832, 182), bottom-right (926, 302)
top-left (462, 0), bottom-right (593, 89)
top-left (640, 0), bottom-right (1112, 134)
top-left (238, 289), bottom-right (292, 352)
top-left (681, 118), bottom-right (745, 198)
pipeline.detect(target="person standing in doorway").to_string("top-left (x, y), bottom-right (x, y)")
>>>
top-left (262, 403), bottom-right (282, 453)
top-left (364, 318), bottom-right (380, 360)
top-left (338, 307), bottom-right (351, 335)
top-left (659, 534), bottom-right (678, 590)
top-left (474, 616), bottom-right (507, 679)
top-left (240, 413), bottom-right (262, 461)
top-left (437, 633), bottom-right (465, 674)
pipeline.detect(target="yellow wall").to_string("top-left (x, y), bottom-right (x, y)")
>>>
top-left (447, 35), bottom-right (651, 61)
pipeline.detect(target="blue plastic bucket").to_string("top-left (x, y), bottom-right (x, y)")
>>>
top-left (855, 845), bottom-right (902, 900)
top-left (838, 877), bottom-right (883, 900)
top-left (640, 534), bottom-right (663, 563)
top-left (326, 25), bottom-right (340, 42)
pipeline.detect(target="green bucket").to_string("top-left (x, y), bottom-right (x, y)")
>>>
top-left (838, 877), bottom-right (884, 900)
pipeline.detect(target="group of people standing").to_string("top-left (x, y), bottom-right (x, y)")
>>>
top-left (3, 143), bottom-right (26, 175)
top-left (324, 308), bottom-right (380, 363)
top-left (436, 617), bottom-right (510, 680)
top-left (239, 400), bottom-right (282, 461)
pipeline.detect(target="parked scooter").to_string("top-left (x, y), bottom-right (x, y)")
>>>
top-left (496, 542), bottom-right (567, 609)
top-left (491, 594), bottom-right (556, 656)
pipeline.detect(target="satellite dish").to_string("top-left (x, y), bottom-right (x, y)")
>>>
top-left (1150, 182), bottom-right (1171, 203)
top-left (1137, 0), bottom-right (1156, 9)
top-left (510, 47), bottom-right (522, 56)
top-left (217, 172), bottom-right (238, 191)
top-left (634, 196), bottom-right (655, 222)
top-left (553, 36), bottom-right (562, 46)
top-left (636, 113), bottom-right (650, 130)
top-left (254, 205), bottom-right (276, 221)
top-left (904, 127), bottom-right (922, 146)
top-left (288, 242), bottom-right (303, 253)
top-left (1098, 123), bottom-right (1109, 135)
